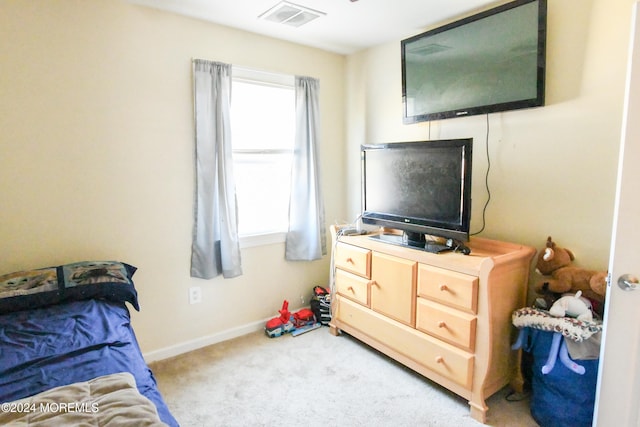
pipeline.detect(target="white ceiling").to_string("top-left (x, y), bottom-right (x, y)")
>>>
top-left (128, 0), bottom-right (499, 54)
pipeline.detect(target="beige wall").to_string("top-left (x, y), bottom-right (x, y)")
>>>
top-left (1, 0), bottom-right (634, 357)
top-left (345, 0), bottom-right (635, 288)
top-left (0, 0), bottom-right (346, 354)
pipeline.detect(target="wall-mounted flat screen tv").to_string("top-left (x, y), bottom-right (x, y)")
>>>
top-left (401, 0), bottom-right (547, 123)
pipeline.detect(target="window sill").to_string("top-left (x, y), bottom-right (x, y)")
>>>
top-left (239, 231), bottom-right (287, 249)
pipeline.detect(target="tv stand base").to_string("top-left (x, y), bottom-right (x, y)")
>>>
top-left (370, 232), bottom-right (471, 254)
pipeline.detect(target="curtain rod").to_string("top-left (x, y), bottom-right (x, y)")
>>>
top-left (233, 65), bottom-right (293, 80)
top-left (191, 58), bottom-right (295, 80)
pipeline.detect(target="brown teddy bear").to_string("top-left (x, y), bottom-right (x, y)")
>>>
top-left (535, 236), bottom-right (607, 313)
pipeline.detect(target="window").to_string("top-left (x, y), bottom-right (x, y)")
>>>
top-left (230, 68), bottom-right (295, 242)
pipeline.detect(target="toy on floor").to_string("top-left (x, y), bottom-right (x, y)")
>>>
top-left (310, 286), bottom-right (331, 325)
top-left (291, 322), bottom-right (322, 337)
top-left (265, 301), bottom-right (322, 338)
top-left (291, 307), bottom-right (321, 336)
top-left (265, 300), bottom-right (294, 338)
top-left (293, 308), bottom-right (316, 328)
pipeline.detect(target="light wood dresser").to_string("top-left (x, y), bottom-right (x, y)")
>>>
top-left (329, 227), bottom-right (535, 423)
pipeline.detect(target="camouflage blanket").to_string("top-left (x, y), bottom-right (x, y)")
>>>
top-left (512, 307), bottom-right (603, 342)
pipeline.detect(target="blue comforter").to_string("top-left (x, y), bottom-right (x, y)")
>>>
top-left (0, 299), bottom-right (179, 426)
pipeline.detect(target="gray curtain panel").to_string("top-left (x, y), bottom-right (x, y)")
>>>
top-left (190, 60), bottom-right (242, 279)
top-left (285, 76), bottom-right (327, 261)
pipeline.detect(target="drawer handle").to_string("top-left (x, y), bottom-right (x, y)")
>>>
top-left (346, 257), bottom-right (354, 264)
top-left (347, 286), bottom-right (355, 293)
top-left (438, 321), bottom-right (447, 329)
top-left (435, 356), bottom-right (444, 364)
top-left (439, 284), bottom-right (449, 292)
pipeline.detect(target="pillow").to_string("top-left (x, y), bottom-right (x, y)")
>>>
top-left (0, 261), bottom-right (139, 315)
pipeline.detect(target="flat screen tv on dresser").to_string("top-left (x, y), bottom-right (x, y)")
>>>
top-left (361, 139), bottom-right (472, 252)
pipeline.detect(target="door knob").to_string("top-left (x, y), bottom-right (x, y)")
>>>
top-left (618, 274), bottom-right (639, 291)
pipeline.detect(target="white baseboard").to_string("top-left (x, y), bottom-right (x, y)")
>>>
top-left (143, 305), bottom-right (308, 363)
top-left (143, 317), bottom-right (268, 363)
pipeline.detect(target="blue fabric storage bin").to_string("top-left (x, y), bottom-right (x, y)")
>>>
top-left (525, 329), bottom-right (599, 427)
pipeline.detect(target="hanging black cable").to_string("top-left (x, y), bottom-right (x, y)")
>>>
top-left (471, 114), bottom-right (491, 236)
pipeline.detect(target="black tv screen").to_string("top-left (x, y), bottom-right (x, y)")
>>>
top-left (361, 139), bottom-right (472, 243)
top-left (402, 0), bottom-right (547, 123)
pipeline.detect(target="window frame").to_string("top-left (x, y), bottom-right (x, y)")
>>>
top-left (231, 66), bottom-right (296, 247)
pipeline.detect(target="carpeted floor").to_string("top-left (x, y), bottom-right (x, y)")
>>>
top-left (150, 327), bottom-right (539, 427)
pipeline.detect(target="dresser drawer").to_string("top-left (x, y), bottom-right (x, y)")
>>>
top-left (335, 243), bottom-right (371, 278)
top-left (417, 265), bottom-right (478, 313)
top-left (335, 269), bottom-right (370, 306)
top-left (416, 298), bottom-right (477, 352)
top-left (335, 296), bottom-right (473, 389)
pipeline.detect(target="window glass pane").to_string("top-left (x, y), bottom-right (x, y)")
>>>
top-left (234, 153), bottom-right (292, 236)
top-left (231, 81), bottom-right (295, 150)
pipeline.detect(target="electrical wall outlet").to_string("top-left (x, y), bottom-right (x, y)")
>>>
top-left (189, 286), bottom-right (202, 304)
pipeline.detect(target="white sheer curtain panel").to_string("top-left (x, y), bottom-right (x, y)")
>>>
top-left (285, 76), bottom-right (327, 261)
top-left (190, 60), bottom-right (242, 279)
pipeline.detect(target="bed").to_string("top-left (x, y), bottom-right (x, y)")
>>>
top-left (0, 261), bottom-right (179, 426)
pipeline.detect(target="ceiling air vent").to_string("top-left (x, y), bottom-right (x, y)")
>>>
top-left (259, 1), bottom-right (326, 27)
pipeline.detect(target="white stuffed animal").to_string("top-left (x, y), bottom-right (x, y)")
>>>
top-left (549, 290), bottom-right (593, 321)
